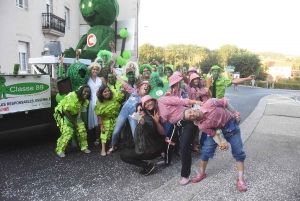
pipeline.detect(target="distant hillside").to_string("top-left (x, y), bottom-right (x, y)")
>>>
top-left (255, 52), bottom-right (287, 61)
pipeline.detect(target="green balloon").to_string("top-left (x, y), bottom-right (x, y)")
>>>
top-left (122, 50), bottom-right (131, 59)
top-left (117, 55), bottom-right (123, 65)
top-left (122, 59), bottom-right (127, 66)
top-left (119, 29), bottom-right (128, 38)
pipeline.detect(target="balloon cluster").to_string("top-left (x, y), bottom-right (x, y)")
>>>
top-left (117, 29), bottom-right (131, 66)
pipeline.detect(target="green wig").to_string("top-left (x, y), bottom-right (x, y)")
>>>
top-left (139, 64), bottom-right (152, 75)
top-left (97, 50), bottom-right (112, 62)
top-left (164, 64), bottom-right (174, 73)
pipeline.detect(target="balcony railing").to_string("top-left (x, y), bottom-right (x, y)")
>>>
top-left (42, 13), bottom-right (65, 37)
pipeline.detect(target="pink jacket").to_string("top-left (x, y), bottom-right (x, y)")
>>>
top-left (197, 98), bottom-right (232, 137)
top-left (157, 96), bottom-right (190, 124)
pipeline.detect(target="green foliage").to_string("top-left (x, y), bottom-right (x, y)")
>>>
top-left (227, 53), bottom-right (261, 77)
top-left (199, 51), bottom-right (220, 74)
top-left (274, 82), bottom-right (300, 90)
top-left (255, 66), bottom-right (268, 81)
top-left (138, 43), bottom-right (300, 78)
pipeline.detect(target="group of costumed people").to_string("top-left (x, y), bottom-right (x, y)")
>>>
top-left (53, 41), bottom-right (255, 191)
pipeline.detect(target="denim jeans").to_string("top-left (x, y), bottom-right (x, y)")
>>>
top-left (111, 93), bottom-right (140, 146)
top-left (201, 119), bottom-right (246, 162)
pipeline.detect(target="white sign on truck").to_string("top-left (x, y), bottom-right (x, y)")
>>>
top-left (0, 75), bottom-right (50, 115)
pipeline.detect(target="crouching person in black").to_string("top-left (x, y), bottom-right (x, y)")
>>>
top-left (120, 102), bottom-right (164, 176)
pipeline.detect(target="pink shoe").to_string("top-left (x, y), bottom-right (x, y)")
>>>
top-left (180, 177), bottom-right (190, 186)
top-left (237, 179), bottom-right (247, 192)
top-left (193, 145), bottom-right (199, 152)
top-left (192, 173), bottom-right (207, 183)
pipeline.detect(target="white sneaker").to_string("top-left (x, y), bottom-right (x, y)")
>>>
top-left (83, 149), bottom-right (91, 154)
top-left (57, 152), bottom-right (65, 158)
top-left (101, 151), bottom-right (107, 156)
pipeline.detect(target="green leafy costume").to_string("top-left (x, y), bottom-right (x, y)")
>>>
top-left (63, 0), bottom-right (119, 60)
top-left (54, 91), bottom-right (89, 154)
top-left (107, 80), bottom-right (123, 95)
top-left (148, 72), bottom-right (170, 99)
top-left (208, 65), bottom-right (232, 98)
top-left (94, 92), bottom-right (123, 143)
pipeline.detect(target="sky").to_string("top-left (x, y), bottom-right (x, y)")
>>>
top-left (138, 0), bottom-right (300, 56)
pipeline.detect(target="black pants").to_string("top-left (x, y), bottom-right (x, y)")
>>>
top-left (120, 149), bottom-right (161, 167)
top-left (164, 124), bottom-right (180, 165)
top-left (164, 120), bottom-right (198, 178)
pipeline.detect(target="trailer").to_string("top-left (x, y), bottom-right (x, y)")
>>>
top-left (0, 56), bottom-right (91, 134)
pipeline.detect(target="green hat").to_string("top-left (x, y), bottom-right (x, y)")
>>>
top-left (210, 65), bottom-right (221, 72)
top-left (139, 64), bottom-right (152, 75)
top-left (164, 64), bottom-right (174, 73)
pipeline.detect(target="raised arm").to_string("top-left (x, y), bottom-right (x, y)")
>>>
top-left (58, 54), bottom-right (65, 79)
top-left (231, 75), bottom-right (255, 84)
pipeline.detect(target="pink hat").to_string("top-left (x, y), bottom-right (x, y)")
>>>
top-left (188, 67), bottom-right (197, 73)
top-left (138, 80), bottom-right (151, 91)
top-left (189, 73), bottom-right (200, 83)
top-left (141, 95), bottom-right (156, 108)
top-left (168, 71), bottom-right (183, 86)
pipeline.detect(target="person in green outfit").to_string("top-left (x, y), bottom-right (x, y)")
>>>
top-left (148, 72), bottom-right (170, 99)
top-left (207, 65), bottom-right (254, 99)
top-left (54, 84), bottom-right (92, 158)
top-left (94, 84), bottom-right (124, 156)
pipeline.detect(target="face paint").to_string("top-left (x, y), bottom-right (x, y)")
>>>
top-left (158, 66), bottom-right (164, 77)
top-left (107, 74), bottom-right (116, 85)
top-left (82, 88), bottom-right (91, 99)
top-left (212, 69), bottom-right (220, 81)
top-left (126, 72), bottom-right (135, 82)
top-left (165, 68), bottom-right (173, 77)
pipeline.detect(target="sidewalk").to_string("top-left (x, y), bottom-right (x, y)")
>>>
top-left (141, 94), bottom-right (300, 201)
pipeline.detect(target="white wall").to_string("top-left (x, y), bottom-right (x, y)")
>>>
top-left (0, 0), bottom-right (81, 73)
top-left (269, 66), bottom-right (292, 79)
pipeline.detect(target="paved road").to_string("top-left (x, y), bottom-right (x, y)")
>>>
top-left (0, 86), bottom-right (299, 200)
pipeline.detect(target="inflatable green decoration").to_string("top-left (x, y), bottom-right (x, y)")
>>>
top-left (119, 29), bottom-right (128, 38)
top-left (63, 0), bottom-right (119, 60)
top-left (116, 55), bottom-right (123, 66)
top-left (122, 50), bottom-right (131, 59)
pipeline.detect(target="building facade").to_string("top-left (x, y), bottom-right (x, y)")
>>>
top-left (0, 0), bottom-right (139, 74)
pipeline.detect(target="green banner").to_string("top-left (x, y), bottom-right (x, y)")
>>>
top-left (7, 83), bottom-right (49, 95)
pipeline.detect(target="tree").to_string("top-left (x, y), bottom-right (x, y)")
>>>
top-left (199, 50), bottom-right (220, 74)
top-left (227, 53), bottom-right (261, 77)
top-left (217, 45), bottom-right (239, 70)
top-left (138, 43), bottom-right (155, 65)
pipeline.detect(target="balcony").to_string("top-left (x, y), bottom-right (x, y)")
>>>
top-left (42, 13), bottom-right (65, 37)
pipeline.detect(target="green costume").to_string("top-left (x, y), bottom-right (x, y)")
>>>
top-left (148, 72), bottom-right (170, 99)
top-left (94, 92), bottom-right (123, 143)
top-left (108, 80), bottom-right (122, 95)
top-left (54, 91), bottom-right (89, 154)
top-left (64, 0), bottom-right (119, 60)
top-left (163, 64), bottom-right (174, 83)
top-left (208, 65), bottom-right (232, 98)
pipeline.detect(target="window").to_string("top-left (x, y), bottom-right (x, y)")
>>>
top-left (65, 7), bottom-right (70, 28)
top-left (18, 42), bottom-right (28, 71)
top-left (16, 0), bottom-right (28, 10)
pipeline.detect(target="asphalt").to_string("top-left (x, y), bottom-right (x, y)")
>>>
top-left (140, 93), bottom-right (300, 201)
top-left (1, 92), bottom-right (300, 201)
